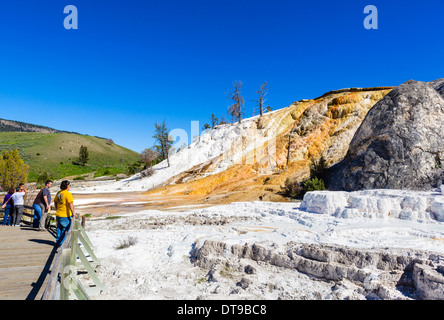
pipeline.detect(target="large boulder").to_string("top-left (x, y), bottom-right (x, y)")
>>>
top-left (429, 78), bottom-right (444, 97)
top-left (328, 79), bottom-right (444, 191)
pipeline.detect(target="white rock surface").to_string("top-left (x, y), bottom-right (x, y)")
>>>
top-left (82, 190), bottom-right (444, 300)
top-left (301, 189), bottom-right (444, 222)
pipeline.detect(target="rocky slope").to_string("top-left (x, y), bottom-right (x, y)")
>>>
top-left (0, 118), bottom-right (69, 134)
top-left (328, 79), bottom-right (444, 191)
top-left (97, 86), bottom-right (394, 203)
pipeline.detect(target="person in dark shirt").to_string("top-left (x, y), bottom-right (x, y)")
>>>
top-left (32, 180), bottom-right (53, 231)
top-left (1, 189), bottom-right (15, 226)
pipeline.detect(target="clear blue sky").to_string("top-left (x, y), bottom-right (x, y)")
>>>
top-left (0, 0), bottom-right (443, 153)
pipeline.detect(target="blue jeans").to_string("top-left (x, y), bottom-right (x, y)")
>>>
top-left (33, 204), bottom-right (42, 228)
top-left (56, 217), bottom-right (72, 247)
top-left (2, 204), bottom-right (12, 225)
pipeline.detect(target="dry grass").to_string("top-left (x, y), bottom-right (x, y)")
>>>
top-left (115, 236), bottom-right (138, 250)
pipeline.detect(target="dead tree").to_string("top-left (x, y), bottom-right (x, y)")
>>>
top-left (227, 81), bottom-right (245, 124)
top-left (255, 82), bottom-right (268, 117)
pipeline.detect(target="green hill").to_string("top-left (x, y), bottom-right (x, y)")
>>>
top-left (0, 132), bottom-right (140, 182)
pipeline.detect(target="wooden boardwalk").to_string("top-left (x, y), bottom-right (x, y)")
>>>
top-left (0, 226), bottom-right (57, 300)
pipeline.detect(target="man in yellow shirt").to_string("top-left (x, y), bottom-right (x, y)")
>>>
top-left (54, 180), bottom-right (77, 247)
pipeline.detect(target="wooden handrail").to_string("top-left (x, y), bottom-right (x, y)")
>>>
top-left (41, 221), bottom-right (73, 300)
top-left (41, 216), bottom-right (104, 300)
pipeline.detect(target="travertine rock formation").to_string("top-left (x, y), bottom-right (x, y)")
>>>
top-left (193, 240), bottom-right (444, 300)
top-left (141, 87), bottom-right (393, 203)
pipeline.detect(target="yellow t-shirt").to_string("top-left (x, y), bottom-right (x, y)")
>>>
top-left (55, 190), bottom-right (74, 217)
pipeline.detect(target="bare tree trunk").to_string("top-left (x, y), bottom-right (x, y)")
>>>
top-left (256, 82), bottom-right (268, 117)
top-left (228, 81), bottom-right (245, 124)
top-left (286, 133), bottom-right (292, 170)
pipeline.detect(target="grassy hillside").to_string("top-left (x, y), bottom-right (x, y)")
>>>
top-left (0, 132), bottom-right (140, 181)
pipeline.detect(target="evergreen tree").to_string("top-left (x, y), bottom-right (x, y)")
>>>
top-left (153, 121), bottom-right (173, 167)
top-left (78, 145), bottom-right (89, 166)
top-left (0, 149), bottom-right (29, 190)
top-left (210, 114), bottom-right (219, 128)
top-left (309, 155), bottom-right (329, 181)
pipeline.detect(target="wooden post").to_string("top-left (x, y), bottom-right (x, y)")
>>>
top-left (60, 249), bottom-right (71, 300)
top-left (81, 215), bottom-right (86, 228)
top-left (70, 219), bottom-right (80, 267)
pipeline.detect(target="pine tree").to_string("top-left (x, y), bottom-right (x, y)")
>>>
top-left (210, 114), bottom-right (219, 128)
top-left (153, 121), bottom-right (173, 167)
top-left (78, 145), bottom-right (89, 166)
top-left (0, 149), bottom-right (29, 190)
top-left (309, 155), bottom-right (329, 181)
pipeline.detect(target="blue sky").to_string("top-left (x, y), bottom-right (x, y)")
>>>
top-left (0, 0), bottom-right (443, 152)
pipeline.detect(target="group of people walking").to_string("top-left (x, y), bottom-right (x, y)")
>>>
top-left (1, 180), bottom-right (78, 247)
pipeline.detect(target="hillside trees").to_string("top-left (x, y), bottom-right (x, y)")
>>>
top-left (0, 149), bottom-right (29, 190)
top-left (202, 114), bottom-right (221, 130)
top-left (201, 82), bottom-right (269, 129)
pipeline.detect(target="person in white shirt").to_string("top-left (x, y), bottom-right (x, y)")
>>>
top-left (10, 186), bottom-right (28, 227)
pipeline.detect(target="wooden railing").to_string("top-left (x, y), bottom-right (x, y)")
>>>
top-left (41, 217), bottom-right (105, 300)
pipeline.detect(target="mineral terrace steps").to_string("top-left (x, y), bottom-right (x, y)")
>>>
top-left (0, 226), bottom-right (56, 300)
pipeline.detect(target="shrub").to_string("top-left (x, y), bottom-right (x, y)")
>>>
top-left (309, 155), bottom-right (329, 181)
top-left (303, 177), bottom-right (326, 192)
top-left (36, 171), bottom-right (51, 184)
top-left (127, 161), bottom-right (143, 175)
top-left (115, 236), bottom-right (138, 250)
top-left (281, 177), bottom-right (303, 199)
top-left (140, 166), bottom-right (154, 178)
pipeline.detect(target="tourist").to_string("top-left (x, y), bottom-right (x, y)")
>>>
top-left (1, 189), bottom-right (15, 226)
top-left (10, 185), bottom-right (28, 227)
top-left (54, 180), bottom-right (77, 247)
top-left (32, 180), bottom-right (53, 231)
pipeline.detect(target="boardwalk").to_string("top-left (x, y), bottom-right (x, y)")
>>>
top-left (0, 226), bottom-right (57, 300)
